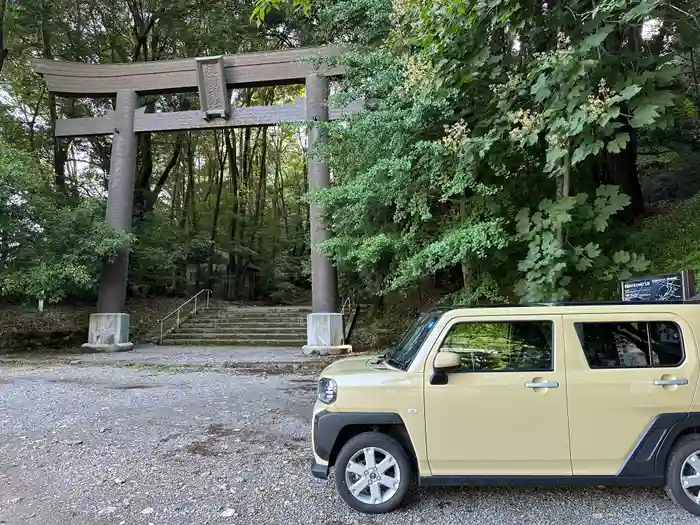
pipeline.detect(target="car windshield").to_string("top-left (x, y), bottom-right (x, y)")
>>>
top-left (385, 312), bottom-right (441, 371)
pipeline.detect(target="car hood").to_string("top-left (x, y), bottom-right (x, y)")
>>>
top-left (319, 355), bottom-right (380, 378)
top-left (317, 354), bottom-right (420, 412)
top-left (319, 354), bottom-right (405, 383)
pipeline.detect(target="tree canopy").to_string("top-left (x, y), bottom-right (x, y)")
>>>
top-left (309, 0), bottom-right (700, 303)
top-left (1, 0), bottom-right (699, 309)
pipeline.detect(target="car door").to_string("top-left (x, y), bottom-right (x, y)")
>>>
top-left (564, 313), bottom-right (699, 475)
top-left (423, 314), bottom-right (572, 476)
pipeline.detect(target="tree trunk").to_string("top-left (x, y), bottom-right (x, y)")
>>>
top-left (146, 135), bottom-right (182, 216)
top-left (690, 48), bottom-right (700, 120)
top-left (226, 129), bottom-right (240, 299)
top-left (40, 1), bottom-right (69, 194)
top-left (595, 26), bottom-right (645, 222)
top-left (187, 134), bottom-right (197, 230)
top-left (253, 126), bottom-right (268, 254)
top-left (598, 125), bottom-right (644, 221)
top-left (458, 198), bottom-right (475, 299)
top-left (134, 132), bottom-right (154, 222)
top-left (208, 132), bottom-right (226, 287)
top-left (0, 0), bottom-right (8, 72)
top-left (181, 134), bottom-right (194, 231)
top-left (171, 165), bottom-right (180, 222)
top-left (557, 146), bottom-right (571, 246)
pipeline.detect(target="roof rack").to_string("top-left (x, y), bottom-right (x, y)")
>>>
top-left (428, 299), bottom-right (700, 312)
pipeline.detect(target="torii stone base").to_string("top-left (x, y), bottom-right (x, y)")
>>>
top-left (302, 313), bottom-right (352, 356)
top-left (82, 313), bottom-right (134, 352)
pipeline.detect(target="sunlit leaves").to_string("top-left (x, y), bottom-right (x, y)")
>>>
top-left (301, 0), bottom-right (675, 303)
top-left (579, 24), bottom-right (615, 51)
top-left (606, 132), bottom-right (630, 154)
top-left (614, 84), bottom-right (642, 102)
top-left (389, 220), bottom-right (508, 291)
top-left (592, 185), bottom-right (631, 231)
top-left (514, 186), bottom-right (646, 302)
top-left (630, 105), bottom-right (662, 128)
top-left (0, 143), bottom-right (131, 303)
top-left (250, 0), bottom-right (310, 24)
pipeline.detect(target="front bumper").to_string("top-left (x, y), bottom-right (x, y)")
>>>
top-left (312, 408), bottom-right (340, 462)
top-left (310, 404), bottom-right (335, 481)
top-left (311, 460), bottom-right (330, 480)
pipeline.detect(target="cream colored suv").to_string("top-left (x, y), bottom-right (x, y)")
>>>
top-left (310, 302), bottom-right (700, 515)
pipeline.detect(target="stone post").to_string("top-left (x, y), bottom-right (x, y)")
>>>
top-left (83, 89), bottom-right (139, 352)
top-left (303, 74), bottom-right (350, 356)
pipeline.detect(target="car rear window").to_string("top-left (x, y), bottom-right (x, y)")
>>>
top-left (576, 321), bottom-right (684, 369)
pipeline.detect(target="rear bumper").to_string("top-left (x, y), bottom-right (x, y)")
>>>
top-left (311, 461), bottom-right (330, 480)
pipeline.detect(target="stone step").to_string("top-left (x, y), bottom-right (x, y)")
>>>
top-left (192, 314), bottom-right (308, 322)
top-left (186, 314), bottom-right (307, 321)
top-left (168, 330), bottom-right (306, 339)
top-left (161, 337), bottom-right (306, 347)
top-left (161, 306), bottom-right (312, 348)
top-left (176, 323), bottom-right (306, 330)
top-left (184, 324), bottom-right (306, 331)
top-left (216, 310), bottom-right (311, 317)
top-left (198, 309), bottom-right (311, 316)
top-left (173, 323), bottom-right (306, 334)
top-left (222, 306), bottom-right (311, 313)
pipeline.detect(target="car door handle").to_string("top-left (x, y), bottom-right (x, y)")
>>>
top-left (524, 381), bottom-right (559, 389)
top-left (654, 378), bottom-right (688, 386)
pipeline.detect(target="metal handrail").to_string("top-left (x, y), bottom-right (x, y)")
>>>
top-left (340, 296), bottom-right (358, 340)
top-left (159, 289), bottom-right (212, 344)
top-left (340, 296), bottom-right (354, 316)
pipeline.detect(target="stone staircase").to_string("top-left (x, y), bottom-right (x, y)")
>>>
top-left (160, 305), bottom-right (310, 347)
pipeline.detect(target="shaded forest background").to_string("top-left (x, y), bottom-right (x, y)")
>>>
top-left (1, 0), bottom-right (700, 342)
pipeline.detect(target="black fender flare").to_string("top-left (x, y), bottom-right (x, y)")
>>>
top-left (654, 413), bottom-right (700, 476)
top-left (312, 410), bottom-right (405, 462)
top-left (619, 412), bottom-right (700, 479)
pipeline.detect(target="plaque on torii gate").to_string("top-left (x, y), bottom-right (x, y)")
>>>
top-left (32, 47), bottom-right (359, 355)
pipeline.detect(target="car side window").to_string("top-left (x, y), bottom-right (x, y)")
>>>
top-left (439, 321), bottom-right (554, 372)
top-left (576, 321), bottom-right (684, 369)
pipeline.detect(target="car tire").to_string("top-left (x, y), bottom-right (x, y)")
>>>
top-left (334, 431), bottom-right (412, 514)
top-left (665, 434), bottom-right (700, 517)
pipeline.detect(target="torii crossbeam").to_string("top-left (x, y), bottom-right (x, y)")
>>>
top-left (33, 46), bottom-right (357, 355)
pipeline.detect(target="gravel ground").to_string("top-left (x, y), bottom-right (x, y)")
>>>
top-left (0, 344), bottom-right (323, 366)
top-left (1, 354), bottom-right (700, 525)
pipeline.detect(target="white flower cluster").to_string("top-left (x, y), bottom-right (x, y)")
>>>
top-left (490, 73), bottom-right (524, 98)
top-left (392, 0), bottom-right (410, 17)
top-left (557, 31), bottom-right (571, 50)
top-left (403, 54), bottom-right (435, 93)
top-left (532, 32), bottom-right (574, 63)
top-left (585, 78), bottom-right (612, 118)
top-left (441, 118), bottom-right (469, 152)
top-left (546, 131), bottom-right (568, 150)
top-left (507, 109), bottom-right (540, 142)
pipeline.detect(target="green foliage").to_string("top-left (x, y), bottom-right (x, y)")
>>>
top-left (311, 0), bottom-right (697, 304)
top-left (251, 0), bottom-right (310, 23)
top-left (0, 143), bottom-right (132, 303)
top-left (515, 186), bottom-right (649, 302)
top-left (3, 0), bottom-right (700, 312)
top-left (629, 196), bottom-right (700, 276)
top-left (129, 211), bottom-right (190, 294)
top-left (1, 1), bottom-right (315, 304)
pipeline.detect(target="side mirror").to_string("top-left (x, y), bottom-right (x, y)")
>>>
top-left (430, 351), bottom-right (461, 385)
top-left (434, 351), bottom-right (461, 372)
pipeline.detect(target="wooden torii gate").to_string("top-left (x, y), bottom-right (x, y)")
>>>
top-left (33, 47), bottom-right (357, 354)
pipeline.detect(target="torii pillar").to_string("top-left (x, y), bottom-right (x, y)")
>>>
top-left (303, 74), bottom-right (350, 355)
top-left (87, 89), bottom-right (139, 351)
